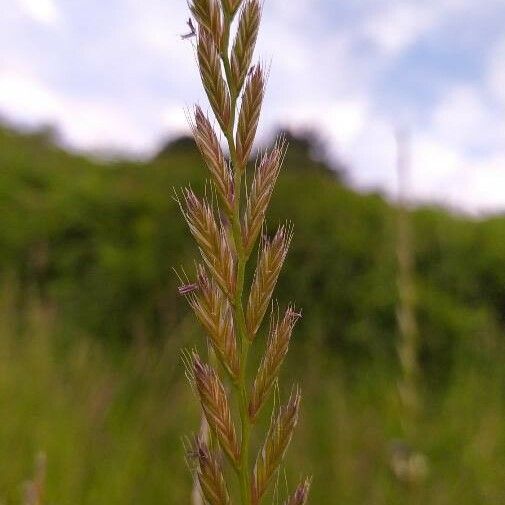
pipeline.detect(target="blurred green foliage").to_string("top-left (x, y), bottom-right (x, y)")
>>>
top-left (0, 287), bottom-right (504, 504)
top-left (0, 124), bottom-right (505, 503)
top-left (0, 125), bottom-right (503, 376)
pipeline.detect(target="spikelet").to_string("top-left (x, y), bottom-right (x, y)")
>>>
top-left (198, 28), bottom-right (231, 131)
top-left (192, 107), bottom-right (234, 215)
top-left (284, 478), bottom-right (312, 505)
top-left (192, 437), bottom-right (231, 505)
top-left (231, 0), bottom-right (261, 93)
top-left (243, 142), bottom-right (286, 254)
top-left (236, 65), bottom-right (265, 169)
top-left (251, 389), bottom-right (301, 505)
top-left (220, 0), bottom-right (243, 16)
top-left (249, 306), bottom-right (300, 421)
top-left (193, 353), bottom-right (241, 466)
top-left (186, 265), bottom-right (239, 380)
top-left (190, 0), bottom-right (223, 48)
top-left (246, 225), bottom-right (293, 338)
top-left (179, 188), bottom-right (235, 298)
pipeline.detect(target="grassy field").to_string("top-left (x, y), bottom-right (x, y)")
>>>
top-left (0, 126), bottom-right (504, 503)
top-left (1, 286), bottom-right (504, 504)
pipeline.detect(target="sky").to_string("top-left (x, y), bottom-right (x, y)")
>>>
top-left (1, 0), bottom-right (505, 214)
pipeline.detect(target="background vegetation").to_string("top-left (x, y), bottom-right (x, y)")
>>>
top-left (0, 124), bottom-right (504, 504)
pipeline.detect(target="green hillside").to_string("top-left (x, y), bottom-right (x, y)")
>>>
top-left (0, 124), bottom-right (504, 503)
top-left (1, 125), bottom-right (503, 370)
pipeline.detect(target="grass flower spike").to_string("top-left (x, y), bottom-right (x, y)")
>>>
top-left (179, 0), bottom-right (310, 503)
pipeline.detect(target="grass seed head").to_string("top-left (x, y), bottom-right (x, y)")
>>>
top-left (252, 387), bottom-right (301, 504)
top-left (246, 225), bottom-right (293, 338)
top-left (197, 28), bottom-right (231, 132)
top-left (220, 0), bottom-right (243, 16)
top-left (187, 265), bottom-right (240, 380)
top-left (182, 0), bottom-right (309, 501)
top-left (193, 107), bottom-right (234, 214)
top-left (243, 141), bottom-right (286, 253)
top-left (190, 0), bottom-right (224, 48)
top-left (236, 64), bottom-right (265, 169)
top-left (249, 305), bottom-right (301, 420)
top-left (193, 352), bottom-right (241, 466)
top-left (179, 188), bottom-right (236, 298)
top-left (284, 477), bottom-right (312, 505)
top-left (192, 436), bottom-right (232, 505)
top-left (231, 0), bottom-right (262, 93)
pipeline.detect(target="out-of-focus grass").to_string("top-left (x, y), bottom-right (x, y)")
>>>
top-left (0, 283), bottom-right (197, 504)
top-left (0, 284), bottom-right (504, 504)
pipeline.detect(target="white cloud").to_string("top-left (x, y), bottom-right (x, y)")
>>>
top-left (361, 0), bottom-right (480, 58)
top-left (430, 85), bottom-right (505, 151)
top-left (407, 132), bottom-right (505, 214)
top-left (410, 134), bottom-right (464, 203)
top-left (294, 88), bottom-right (505, 214)
top-left (160, 104), bottom-right (191, 137)
top-left (127, 0), bottom-right (189, 56)
top-left (0, 70), bottom-right (154, 154)
top-left (345, 117), bottom-right (397, 191)
top-left (410, 137), bottom-right (505, 214)
top-left (363, 3), bottom-right (437, 56)
top-left (487, 36), bottom-right (505, 105)
top-left (264, 0), bottom-right (317, 26)
top-left (16, 0), bottom-right (61, 26)
top-left (402, 83), bottom-right (505, 212)
top-left (278, 98), bottom-right (368, 156)
top-left (455, 156), bottom-right (505, 213)
top-left (0, 70), bottom-right (60, 121)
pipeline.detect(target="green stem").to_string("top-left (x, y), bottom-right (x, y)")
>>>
top-left (221, 12), bottom-right (252, 505)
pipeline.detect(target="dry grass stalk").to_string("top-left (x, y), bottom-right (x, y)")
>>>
top-left (180, 0), bottom-right (310, 503)
top-left (391, 130), bottom-right (428, 489)
top-left (395, 130), bottom-right (421, 424)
